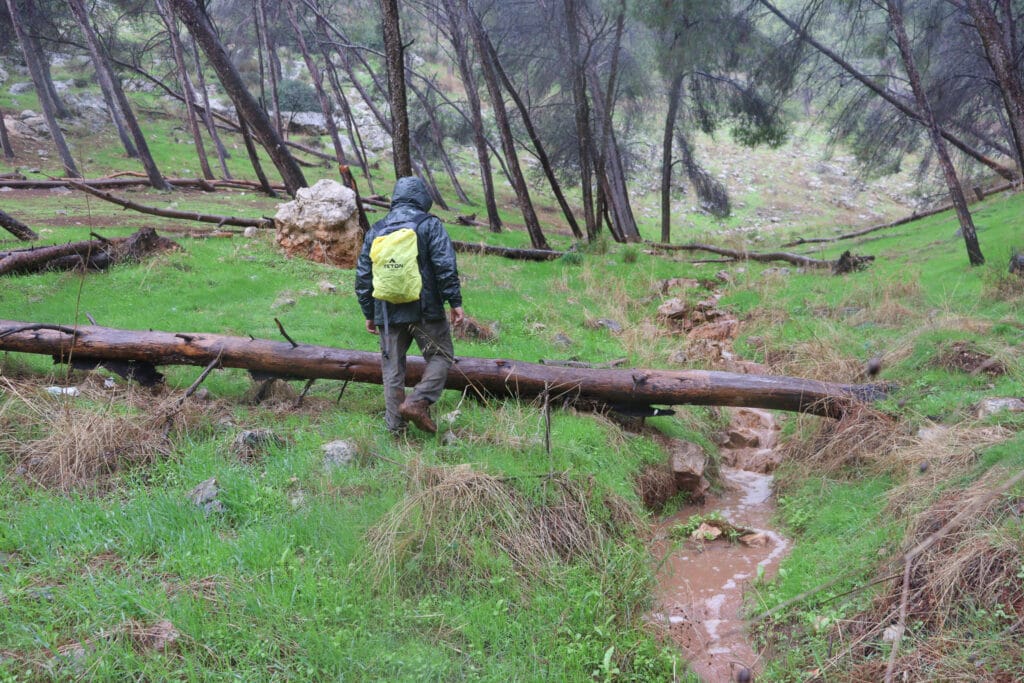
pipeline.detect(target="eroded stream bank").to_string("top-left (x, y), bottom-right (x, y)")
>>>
top-left (652, 408), bottom-right (790, 682)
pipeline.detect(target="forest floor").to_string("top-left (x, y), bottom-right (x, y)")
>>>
top-left (2, 65), bottom-right (1024, 681)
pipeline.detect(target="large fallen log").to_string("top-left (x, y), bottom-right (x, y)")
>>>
top-left (0, 228), bottom-right (179, 276)
top-left (645, 241), bottom-right (868, 269)
top-left (0, 208), bottom-right (38, 241)
top-left (0, 320), bottom-right (888, 418)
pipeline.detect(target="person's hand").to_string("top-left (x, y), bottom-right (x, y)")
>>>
top-left (365, 319), bottom-right (379, 335)
top-left (450, 306), bottom-right (465, 327)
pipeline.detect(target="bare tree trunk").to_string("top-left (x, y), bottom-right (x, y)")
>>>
top-left (24, 0), bottom-right (70, 120)
top-left (441, 0), bottom-right (502, 232)
top-left (407, 79), bottom-right (470, 203)
top-left (964, 0), bottom-right (1024, 175)
top-left (256, 0), bottom-right (284, 138)
top-left (0, 209), bottom-right (37, 241)
top-left (463, 1), bottom-right (550, 250)
top-left (5, 0), bottom-right (79, 177)
top-left (315, 20), bottom-right (372, 188)
top-left (68, 0), bottom-right (171, 190)
top-left (189, 40), bottom-right (232, 179)
top-left (238, 116), bottom-right (277, 197)
top-left (379, 0), bottom-right (413, 177)
top-left (0, 110), bottom-right (14, 160)
top-left (480, 29), bottom-right (583, 239)
top-left (887, 0), bottom-right (984, 266)
top-left (284, 0), bottom-right (348, 166)
top-left (661, 74), bottom-right (684, 244)
top-left (758, 0), bottom-right (1017, 182)
top-left (0, 320), bottom-right (888, 418)
top-left (168, 0), bottom-right (307, 195)
top-left (155, 0), bottom-right (213, 180)
top-left (563, 0), bottom-right (597, 241)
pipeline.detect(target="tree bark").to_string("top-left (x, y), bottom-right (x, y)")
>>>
top-left (563, 0), bottom-right (598, 240)
top-left (6, 0), bottom-right (80, 177)
top-left (23, 0), bottom-right (70, 119)
top-left (379, 0), bottom-right (413, 177)
top-left (661, 74), bottom-right (685, 244)
top-left (463, 1), bottom-right (550, 250)
top-left (0, 320), bottom-right (888, 418)
top-left (886, 0), bottom-right (985, 266)
top-left (0, 228), bottom-right (178, 275)
top-left (0, 208), bottom-right (38, 241)
top-left (167, 0), bottom-right (307, 195)
top-left (0, 109), bottom-right (14, 159)
top-left (237, 115), bottom-right (277, 197)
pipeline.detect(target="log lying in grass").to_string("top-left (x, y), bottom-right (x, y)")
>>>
top-left (0, 176), bottom-right (286, 192)
top-left (645, 241), bottom-right (874, 271)
top-left (451, 240), bottom-right (564, 261)
top-left (67, 180), bottom-right (275, 229)
top-left (0, 208), bottom-right (37, 241)
top-left (0, 228), bottom-right (179, 275)
top-left (0, 320), bottom-right (889, 418)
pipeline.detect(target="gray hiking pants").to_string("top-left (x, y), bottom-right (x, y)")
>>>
top-left (380, 318), bottom-right (454, 431)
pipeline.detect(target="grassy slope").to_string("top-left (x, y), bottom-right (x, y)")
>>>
top-left (3, 67), bottom-right (1024, 681)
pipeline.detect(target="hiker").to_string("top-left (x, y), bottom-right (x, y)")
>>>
top-left (355, 176), bottom-right (465, 434)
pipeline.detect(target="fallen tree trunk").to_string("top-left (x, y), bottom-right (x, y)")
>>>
top-left (645, 241), bottom-right (873, 271)
top-left (0, 320), bottom-right (888, 418)
top-left (0, 176), bottom-right (288, 192)
top-left (0, 228), bottom-right (178, 275)
top-left (67, 180), bottom-right (274, 229)
top-left (0, 208), bottom-right (38, 241)
top-left (451, 240), bottom-right (564, 261)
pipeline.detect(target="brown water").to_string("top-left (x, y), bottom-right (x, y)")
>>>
top-left (652, 408), bottom-right (790, 682)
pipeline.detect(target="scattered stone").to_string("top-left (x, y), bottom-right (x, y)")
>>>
top-left (657, 298), bottom-right (688, 320)
top-left (975, 397), bottom-right (1024, 419)
top-left (189, 478), bottom-right (219, 507)
top-left (591, 318), bottom-right (623, 333)
top-left (739, 532), bottom-right (769, 547)
top-left (232, 429), bottom-right (283, 458)
top-left (243, 226), bottom-right (258, 238)
top-left (135, 620), bottom-right (180, 652)
top-left (49, 186), bottom-right (72, 195)
top-left (761, 267), bottom-right (791, 277)
top-left (670, 439), bottom-right (709, 500)
top-left (655, 277), bottom-right (700, 295)
top-left (271, 295), bottom-right (296, 310)
top-left (322, 440), bottom-right (358, 470)
top-left (317, 279), bottom-right (337, 294)
top-left (553, 333), bottom-right (574, 348)
top-left (454, 315), bottom-right (498, 341)
top-left (691, 523), bottom-right (722, 541)
top-left (687, 318), bottom-right (739, 342)
top-left (667, 349), bottom-right (689, 365)
top-left (726, 428), bottom-right (761, 449)
top-left (441, 430), bottom-right (459, 446)
top-left (9, 82), bottom-right (33, 95)
top-left (274, 179), bottom-right (362, 267)
top-left (289, 489), bottom-right (306, 508)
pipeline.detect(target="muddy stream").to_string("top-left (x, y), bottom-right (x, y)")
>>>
top-left (652, 407), bottom-right (790, 682)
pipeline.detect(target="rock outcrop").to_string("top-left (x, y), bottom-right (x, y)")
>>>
top-left (274, 179), bottom-right (363, 268)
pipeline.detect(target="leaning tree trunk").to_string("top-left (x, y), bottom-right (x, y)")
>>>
top-left (965, 0), bottom-right (1024, 175)
top-left (24, 0), bottom-right (70, 119)
top-left (6, 0), bottom-right (79, 177)
top-left (442, 0), bottom-right (502, 232)
top-left (380, 0), bottom-right (413, 178)
top-left (886, 0), bottom-right (984, 266)
top-left (256, 0), bottom-right (284, 138)
top-left (155, 0), bottom-right (213, 180)
top-left (167, 0), bottom-right (307, 195)
top-left (68, 0), bottom-right (171, 190)
top-left (284, 0), bottom-right (348, 167)
top-left (0, 109), bottom-right (14, 159)
top-left (0, 320), bottom-right (888, 419)
top-left (189, 40), bottom-right (232, 179)
top-left (407, 79), bottom-right (470, 203)
top-left (0, 209), bottom-right (38, 241)
top-left (237, 116), bottom-right (276, 197)
top-left (463, 1), bottom-right (550, 250)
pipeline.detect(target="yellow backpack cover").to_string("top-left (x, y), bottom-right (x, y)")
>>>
top-left (370, 227), bottom-right (422, 304)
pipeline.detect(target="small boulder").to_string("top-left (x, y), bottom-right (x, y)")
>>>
top-left (739, 532), bottom-right (770, 547)
top-left (232, 429), bottom-right (283, 459)
top-left (322, 439), bottom-right (358, 470)
top-left (274, 179), bottom-right (361, 267)
top-left (975, 397), bottom-right (1024, 419)
top-left (189, 478), bottom-right (219, 507)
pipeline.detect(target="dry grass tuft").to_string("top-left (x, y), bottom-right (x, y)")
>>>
top-left (367, 459), bottom-right (636, 591)
top-left (635, 462), bottom-right (677, 512)
top-left (781, 405), bottom-right (909, 475)
top-left (933, 340), bottom-right (1009, 376)
top-left (0, 378), bottom-right (189, 491)
top-left (765, 338), bottom-right (866, 383)
top-left (887, 423), bottom-right (1011, 514)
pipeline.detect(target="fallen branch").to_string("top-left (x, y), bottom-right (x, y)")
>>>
top-left (452, 240), bottom-right (564, 261)
top-left (782, 181), bottom-right (1020, 248)
top-left (645, 241), bottom-right (873, 271)
top-left (0, 228), bottom-right (179, 276)
top-left (0, 208), bottom-right (37, 241)
top-left (0, 176), bottom-right (288, 192)
top-left (66, 180), bottom-right (274, 229)
top-left (0, 319), bottom-right (890, 418)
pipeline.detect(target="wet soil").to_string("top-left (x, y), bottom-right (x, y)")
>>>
top-left (652, 408), bottom-right (790, 682)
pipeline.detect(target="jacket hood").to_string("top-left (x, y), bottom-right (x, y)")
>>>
top-left (391, 176), bottom-right (433, 213)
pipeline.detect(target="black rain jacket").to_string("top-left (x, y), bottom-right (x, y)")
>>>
top-left (355, 176), bottom-right (462, 325)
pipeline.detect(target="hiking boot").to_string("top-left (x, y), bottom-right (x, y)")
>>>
top-left (399, 399), bottom-right (437, 433)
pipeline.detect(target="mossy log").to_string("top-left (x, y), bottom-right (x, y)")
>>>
top-left (0, 320), bottom-right (889, 418)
